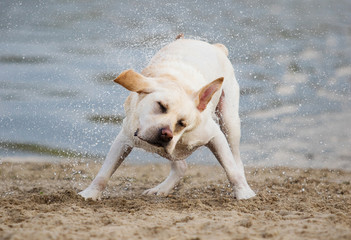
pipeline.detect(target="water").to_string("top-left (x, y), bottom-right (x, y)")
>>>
top-left (1, 0), bottom-right (350, 168)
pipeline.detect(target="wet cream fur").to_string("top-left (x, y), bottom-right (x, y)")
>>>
top-left (79, 38), bottom-right (255, 200)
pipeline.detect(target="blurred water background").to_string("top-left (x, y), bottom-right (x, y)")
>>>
top-left (1, 0), bottom-right (350, 169)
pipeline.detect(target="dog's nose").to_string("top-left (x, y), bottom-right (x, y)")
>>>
top-left (159, 127), bottom-right (173, 143)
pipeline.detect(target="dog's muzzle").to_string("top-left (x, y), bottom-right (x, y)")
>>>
top-left (135, 127), bottom-right (173, 147)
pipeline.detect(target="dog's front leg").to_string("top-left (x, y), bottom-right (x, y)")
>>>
top-left (79, 131), bottom-right (132, 200)
top-left (206, 127), bottom-right (255, 200)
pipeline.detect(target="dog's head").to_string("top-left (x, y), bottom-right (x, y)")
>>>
top-left (114, 69), bottom-right (223, 154)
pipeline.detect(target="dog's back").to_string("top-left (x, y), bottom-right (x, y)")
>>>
top-left (143, 39), bottom-right (234, 88)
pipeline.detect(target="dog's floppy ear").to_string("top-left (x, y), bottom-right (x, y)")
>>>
top-left (195, 77), bottom-right (224, 112)
top-left (114, 69), bottom-right (153, 94)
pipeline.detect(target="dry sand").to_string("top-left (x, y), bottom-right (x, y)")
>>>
top-left (0, 160), bottom-right (350, 240)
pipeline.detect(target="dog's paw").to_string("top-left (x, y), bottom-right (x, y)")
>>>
top-left (142, 186), bottom-right (171, 196)
top-left (234, 185), bottom-right (256, 200)
top-left (78, 188), bottom-right (102, 201)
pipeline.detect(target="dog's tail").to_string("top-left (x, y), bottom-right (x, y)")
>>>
top-left (176, 33), bottom-right (184, 40)
top-left (213, 43), bottom-right (229, 56)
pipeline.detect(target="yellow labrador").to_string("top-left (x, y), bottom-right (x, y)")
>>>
top-left (79, 37), bottom-right (255, 200)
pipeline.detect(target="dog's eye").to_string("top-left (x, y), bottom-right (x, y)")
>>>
top-left (157, 101), bottom-right (167, 113)
top-left (177, 119), bottom-right (186, 128)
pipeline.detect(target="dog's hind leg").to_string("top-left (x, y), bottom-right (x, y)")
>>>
top-left (78, 131), bottom-right (132, 200)
top-left (143, 160), bottom-right (187, 196)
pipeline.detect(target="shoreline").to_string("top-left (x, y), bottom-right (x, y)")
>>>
top-left (2, 107), bottom-right (351, 172)
top-left (1, 152), bottom-right (351, 171)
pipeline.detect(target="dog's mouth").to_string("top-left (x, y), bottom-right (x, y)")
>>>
top-left (134, 129), bottom-right (167, 148)
top-left (138, 136), bottom-right (167, 148)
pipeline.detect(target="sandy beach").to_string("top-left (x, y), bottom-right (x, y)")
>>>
top-left (1, 160), bottom-right (350, 240)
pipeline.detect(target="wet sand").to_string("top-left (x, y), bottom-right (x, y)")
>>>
top-left (1, 160), bottom-right (350, 240)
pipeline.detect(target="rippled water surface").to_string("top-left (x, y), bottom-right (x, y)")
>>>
top-left (1, 0), bottom-right (350, 167)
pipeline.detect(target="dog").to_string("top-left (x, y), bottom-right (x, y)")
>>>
top-left (79, 37), bottom-right (256, 200)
